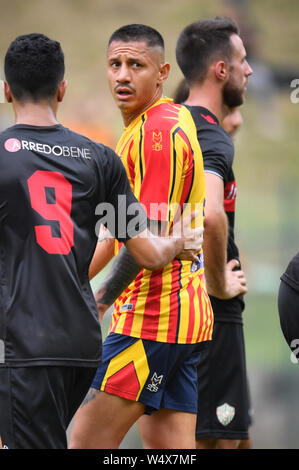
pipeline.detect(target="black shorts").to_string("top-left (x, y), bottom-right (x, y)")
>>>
top-left (278, 279), bottom-right (299, 350)
top-left (196, 321), bottom-right (250, 440)
top-left (0, 366), bottom-right (97, 449)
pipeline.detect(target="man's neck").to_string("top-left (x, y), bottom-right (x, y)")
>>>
top-left (13, 101), bottom-right (59, 126)
top-left (121, 93), bottom-right (163, 128)
top-left (184, 82), bottom-right (229, 123)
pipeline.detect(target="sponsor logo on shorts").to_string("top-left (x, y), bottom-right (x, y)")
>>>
top-left (216, 403), bottom-right (235, 426)
top-left (146, 372), bottom-right (163, 393)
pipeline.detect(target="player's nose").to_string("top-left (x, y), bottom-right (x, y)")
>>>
top-left (245, 60), bottom-right (253, 77)
top-left (116, 64), bottom-right (131, 83)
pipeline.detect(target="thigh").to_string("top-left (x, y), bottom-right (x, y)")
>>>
top-left (69, 389), bottom-right (145, 449)
top-left (196, 322), bottom-right (249, 441)
top-left (138, 408), bottom-right (197, 449)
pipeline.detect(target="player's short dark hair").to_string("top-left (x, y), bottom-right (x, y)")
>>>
top-left (176, 17), bottom-right (240, 84)
top-left (108, 24), bottom-right (164, 51)
top-left (5, 33), bottom-right (65, 102)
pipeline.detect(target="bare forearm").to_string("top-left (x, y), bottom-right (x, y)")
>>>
top-left (89, 238), bottom-right (115, 280)
top-left (96, 245), bottom-right (141, 306)
top-left (125, 231), bottom-right (182, 271)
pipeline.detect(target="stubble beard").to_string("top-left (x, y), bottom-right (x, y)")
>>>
top-left (222, 78), bottom-right (244, 108)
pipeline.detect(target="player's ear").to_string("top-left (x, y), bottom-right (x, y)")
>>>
top-left (214, 60), bottom-right (229, 82)
top-left (57, 79), bottom-right (67, 102)
top-left (4, 81), bottom-right (12, 103)
top-left (157, 62), bottom-right (170, 85)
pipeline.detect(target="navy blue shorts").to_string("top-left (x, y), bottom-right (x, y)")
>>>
top-left (92, 332), bottom-right (206, 414)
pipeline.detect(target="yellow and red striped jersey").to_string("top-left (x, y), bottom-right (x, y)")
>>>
top-left (110, 97), bottom-right (213, 344)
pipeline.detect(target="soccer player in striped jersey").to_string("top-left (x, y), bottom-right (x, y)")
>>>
top-left (69, 24), bottom-right (213, 449)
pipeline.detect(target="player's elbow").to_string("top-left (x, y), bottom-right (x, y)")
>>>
top-left (204, 209), bottom-right (227, 231)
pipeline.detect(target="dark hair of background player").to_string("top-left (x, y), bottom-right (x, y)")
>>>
top-left (4, 33), bottom-right (65, 102)
top-left (176, 17), bottom-right (240, 85)
top-left (108, 23), bottom-right (165, 51)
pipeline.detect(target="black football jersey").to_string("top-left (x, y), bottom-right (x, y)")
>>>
top-left (186, 106), bottom-right (244, 322)
top-left (0, 123), bottom-right (147, 366)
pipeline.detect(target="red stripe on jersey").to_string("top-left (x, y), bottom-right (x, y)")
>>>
top-left (196, 282), bottom-right (205, 342)
top-left (139, 106), bottom-right (173, 220)
top-left (205, 289), bottom-right (214, 339)
top-left (127, 140), bottom-right (136, 186)
top-left (186, 279), bottom-right (196, 344)
top-left (140, 269), bottom-right (164, 341)
top-left (167, 261), bottom-right (182, 342)
top-left (120, 135), bottom-right (134, 157)
top-left (177, 129), bottom-right (195, 209)
top-left (121, 272), bottom-right (143, 335)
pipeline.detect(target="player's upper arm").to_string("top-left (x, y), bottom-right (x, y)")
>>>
top-left (204, 172), bottom-right (226, 223)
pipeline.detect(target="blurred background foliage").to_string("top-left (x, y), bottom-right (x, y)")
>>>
top-left (1, 0), bottom-right (299, 449)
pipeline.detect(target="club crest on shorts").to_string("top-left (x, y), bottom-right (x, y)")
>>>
top-left (216, 403), bottom-right (235, 426)
top-left (146, 372), bottom-right (163, 393)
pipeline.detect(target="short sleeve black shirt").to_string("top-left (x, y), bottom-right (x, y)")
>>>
top-left (186, 106), bottom-right (245, 323)
top-left (0, 124), bottom-right (147, 366)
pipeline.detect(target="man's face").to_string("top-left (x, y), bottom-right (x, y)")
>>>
top-left (106, 40), bottom-right (166, 120)
top-left (223, 34), bottom-right (252, 108)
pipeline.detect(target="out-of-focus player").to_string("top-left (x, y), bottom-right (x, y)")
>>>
top-left (175, 17), bottom-right (252, 449)
top-left (0, 33), bottom-right (201, 449)
top-left (69, 24), bottom-right (213, 450)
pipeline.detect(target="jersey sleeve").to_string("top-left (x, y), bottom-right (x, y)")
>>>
top-left (138, 126), bottom-right (174, 222)
top-left (198, 126), bottom-right (234, 185)
top-left (98, 146), bottom-right (148, 242)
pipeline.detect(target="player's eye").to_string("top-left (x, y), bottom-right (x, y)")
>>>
top-left (132, 62), bottom-right (142, 68)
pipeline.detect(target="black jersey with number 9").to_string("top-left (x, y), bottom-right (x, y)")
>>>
top-left (0, 123), bottom-right (146, 367)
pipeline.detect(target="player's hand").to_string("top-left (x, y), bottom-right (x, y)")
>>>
top-left (176, 225), bottom-right (204, 261)
top-left (171, 211), bottom-right (204, 261)
top-left (94, 286), bottom-right (109, 322)
top-left (207, 259), bottom-right (248, 300)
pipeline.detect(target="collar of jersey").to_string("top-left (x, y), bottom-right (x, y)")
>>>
top-left (124, 96), bottom-right (173, 131)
